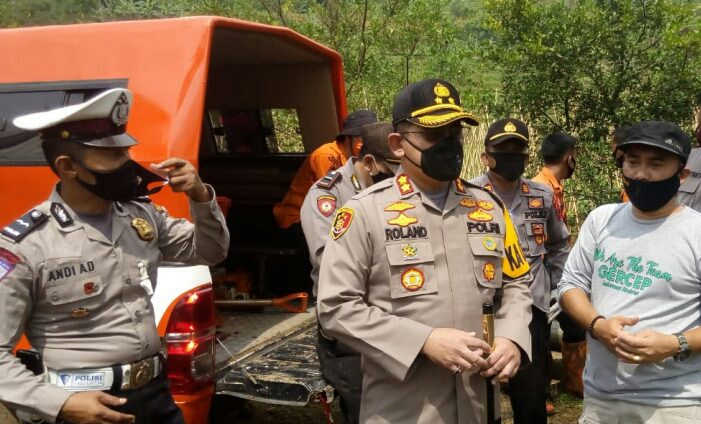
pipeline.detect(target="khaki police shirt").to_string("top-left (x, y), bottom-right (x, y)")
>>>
top-left (317, 170), bottom-right (533, 424)
top-left (300, 158), bottom-right (365, 295)
top-left (469, 174), bottom-right (570, 312)
top-left (679, 147), bottom-right (701, 212)
top-left (0, 185), bottom-right (229, 422)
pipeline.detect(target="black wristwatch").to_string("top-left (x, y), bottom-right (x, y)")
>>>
top-left (673, 333), bottom-right (691, 361)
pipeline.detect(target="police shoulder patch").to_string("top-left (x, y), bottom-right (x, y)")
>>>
top-left (330, 207), bottom-right (354, 240)
top-left (1, 209), bottom-right (48, 242)
top-left (0, 247), bottom-right (21, 282)
top-left (317, 195), bottom-right (337, 217)
top-left (317, 171), bottom-right (341, 189)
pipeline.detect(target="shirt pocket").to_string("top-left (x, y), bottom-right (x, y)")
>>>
top-left (467, 234), bottom-right (504, 289)
top-left (679, 175), bottom-right (701, 194)
top-left (45, 275), bottom-right (104, 306)
top-left (385, 240), bottom-right (436, 299)
top-left (524, 221), bottom-right (547, 257)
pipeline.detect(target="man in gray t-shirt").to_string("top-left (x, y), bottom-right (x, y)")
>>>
top-left (559, 121), bottom-right (701, 423)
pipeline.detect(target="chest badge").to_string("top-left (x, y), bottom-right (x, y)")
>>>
top-left (482, 262), bottom-right (496, 282)
top-left (401, 268), bottom-right (425, 291)
top-left (83, 282), bottom-right (98, 295)
top-left (131, 218), bottom-right (154, 241)
top-left (468, 209), bottom-right (493, 222)
top-left (330, 207), bottom-right (354, 240)
top-left (316, 195), bottom-right (337, 218)
top-left (401, 243), bottom-right (418, 260)
top-left (483, 237), bottom-right (497, 251)
top-left (387, 213), bottom-right (418, 227)
top-left (460, 198), bottom-right (478, 208)
top-left (528, 197), bottom-right (544, 209)
top-left (71, 307), bottom-right (90, 319)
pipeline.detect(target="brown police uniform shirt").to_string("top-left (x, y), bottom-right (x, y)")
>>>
top-left (0, 186), bottom-right (229, 422)
top-left (300, 158), bottom-right (365, 296)
top-left (470, 175), bottom-right (570, 312)
top-left (679, 147), bottom-right (701, 212)
top-left (317, 170), bottom-right (533, 424)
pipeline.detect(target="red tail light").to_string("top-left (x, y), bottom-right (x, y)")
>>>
top-left (165, 286), bottom-right (215, 394)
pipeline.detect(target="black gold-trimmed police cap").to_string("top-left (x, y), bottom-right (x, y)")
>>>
top-left (484, 118), bottom-right (529, 146)
top-left (392, 79), bottom-right (479, 128)
top-left (617, 121), bottom-right (691, 161)
top-left (13, 88), bottom-right (137, 148)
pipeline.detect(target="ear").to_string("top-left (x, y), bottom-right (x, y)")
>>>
top-left (680, 167), bottom-right (690, 182)
top-left (388, 133), bottom-right (405, 158)
top-left (480, 152), bottom-right (491, 167)
top-left (360, 154), bottom-right (375, 172)
top-left (54, 155), bottom-right (79, 179)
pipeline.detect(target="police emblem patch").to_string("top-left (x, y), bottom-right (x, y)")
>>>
top-left (531, 223), bottom-right (544, 235)
top-left (387, 213), bottom-right (419, 227)
top-left (316, 195), bottom-right (337, 217)
top-left (483, 262), bottom-right (496, 282)
top-left (535, 234), bottom-right (545, 245)
top-left (111, 93), bottom-right (130, 126)
top-left (468, 209), bottom-right (493, 222)
top-left (83, 282), bottom-right (97, 295)
top-left (528, 197), bottom-right (544, 209)
top-left (483, 237), bottom-right (497, 251)
top-left (401, 268), bottom-right (425, 291)
top-left (330, 207), bottom-right (354, 240)
top-left (131, 218), bottom-right (154, 241)
top-left (396, 174), bottom-right (415, 195)
top-left (71, 307), bottom-right (90, 319)
top-left (401, 243), bottom-right (418, 260)
top-left (504, 122), bottom-right (516, 133)
top-left (460, 198), bottom-right (478, 208)
top-left (0, 248), bottom-right (20, 282)
top-left (384, 201), bottom-right (416, 212)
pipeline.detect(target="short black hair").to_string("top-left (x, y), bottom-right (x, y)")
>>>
top-left (612, 125), bottom-right (631, 146)
top-left (359, 122), bottom-right (395, 162)
top-left (540, 132), bottom-right (576, 164)
top-left (41, 139), bottom-right (84, 175)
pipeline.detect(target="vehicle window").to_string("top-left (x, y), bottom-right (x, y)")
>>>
top-left (206, 108), bottom-right (304, 155)
top-left (0, 80), bottom-right (127, 165)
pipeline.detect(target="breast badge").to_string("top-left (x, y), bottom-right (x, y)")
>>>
top-left (482, 263), bottom-right (496, 282)
top-left (316, 195), bottom-right (337, 217)
top-left (387, 213), bottom-right (418, 227)
top-left (401, 268), bottom-right (425, 291)
top-left (460, 198), bottom-right (478, 208)
top-left (384, 201), bottom-right (416, 212)
top-left (482, 237), bottom-right (497, 251)
top-left (71, 307), bottom-right (90, 319)
top-left (468, 209), bottom-right (493, 222)
top-left (401, 243), bottom-right (418, 260)
top-left (330, 207), bottom-right (354, 240)
top-left (477, 200), bottom-right (494, 211)
top-left (131, 218), bottom-right (154, 241)
top-left (528, 197), bottom-right (544, 209)
top-left (83, 282), bottom-right (98, 295)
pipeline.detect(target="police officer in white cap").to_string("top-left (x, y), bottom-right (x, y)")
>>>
top-left (0, 89), bottom-right (229, 423)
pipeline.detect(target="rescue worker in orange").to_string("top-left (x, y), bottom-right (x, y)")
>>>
top-left (273, 109), bottom-right (377, 230)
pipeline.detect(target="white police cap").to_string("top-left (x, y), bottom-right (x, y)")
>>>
top-left (13, 88), bottom-right (137, 148)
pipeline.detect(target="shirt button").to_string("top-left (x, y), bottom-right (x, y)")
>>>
top-left (135, 311), bottom-right (141, 318)
top-left (51, 294), bottom-right (59, 302)
top-left (125, 278), bottom-right (132, 285)
top-left (145, 343), bottom-right (150, 349)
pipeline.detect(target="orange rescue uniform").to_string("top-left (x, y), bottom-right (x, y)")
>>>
top-left (532, 166), bottom-right (568, 224)
top-left (274, 140), bottom-right (349, 228)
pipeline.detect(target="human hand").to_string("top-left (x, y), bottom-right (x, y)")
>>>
top-left (592, 315), bottom-right (639, 355)
top-left (58, 391), bottom-right (135, 424)
top-left (421, 328), bottom-right (491, 374)
top-left (615, 330), bottom-right (679, 364)
top-left (481, 337), bottom-right (521, 383)
top-left (151, 158), bottom-right (210, 202)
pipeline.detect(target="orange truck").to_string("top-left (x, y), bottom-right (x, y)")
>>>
top-left (0, 16), bottom-right (346, 423)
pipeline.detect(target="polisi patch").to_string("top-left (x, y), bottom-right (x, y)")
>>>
top-left (58, 372), bottom-right (105, 388)
top-left (525, 209), bottom-right (547, 220)
top-left (330, 207), bottom-right (354, 240)
top-left (467, 222), bottom-right (501, 234)
top-left (401, 268), bottom-right (425, 291)
top-left (316, 195), bottom-right (337, 217)
top-left (0, 248), bottom-right (20, 282)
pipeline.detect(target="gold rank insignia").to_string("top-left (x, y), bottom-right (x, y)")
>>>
top-left (396, 174), bottom-right (415, 196)
top-left (528, 197), bottom-right (544, 209)
top-left (401, 243), bottom-right (418, 260)
top-left (483, 237), bottom-right (497, 251)
top-left (401, 268), bottom-right (425, 291)
top-left (460, 198), bottom-right (478, 208)
top-left (71, 307), bottom-right (90, 319)
top-left (468, 209), bottom-right (493, 222)
top-left (521, 183), bottom-right (530, 194)
top-left (388, 213), bottom-right (419, 227)
top-left (483, 262), bottom-right (496, 282)
top-left (131, 218), bottom-right (154, 241)
top-left (477, 200), bottom-right (495, 211)
top-left (535, 234), bottom-right (545, 245)
top-left (484, 183), bottom-right (493, 192)
top-left (455, 179), bottom-right (466, 193)
top-left (317, 195), bottom-right (337, 217)
top-left (330, 207), bottom-right (354, 240)
top-left (154, 204), bottom-right (168, 215)
top-left (504, 121), bottom-right (516, 133)
top-left (384, 201), bottom-right (416, 212)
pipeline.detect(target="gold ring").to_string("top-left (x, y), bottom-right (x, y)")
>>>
top-left (633, 355), bottom-right (641, 362)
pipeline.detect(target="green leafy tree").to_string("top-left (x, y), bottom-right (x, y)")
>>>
top-left (484, 0), bottom-right (701, 227)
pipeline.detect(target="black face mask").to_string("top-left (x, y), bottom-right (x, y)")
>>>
top-left (566, 156), bottom-right (576, 179)
top-left (371, 171), bottom-right (394, 185)
top-left (75, 159), bottom-right (167, 202)
top-left (403, 134), bottom-right (464, 181)
top-left (488, 152), bottom-right (528, 181)
top-left (623, 173), bottom-right (680, 212)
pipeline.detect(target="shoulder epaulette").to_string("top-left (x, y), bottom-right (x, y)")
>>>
top-left (1, 209), bottom-right (48, 242)
top-left (524, 179), bottom-right (550, 194)
top-left (132, 196), bottom-right (152, 203)
top-left (462, 180), bottom-right (506, 211)
top-left (316, 170), bottom-right (341, 189)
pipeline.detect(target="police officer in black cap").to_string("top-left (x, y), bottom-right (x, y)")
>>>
top-left (0, 89), bottom-right (229, 424)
